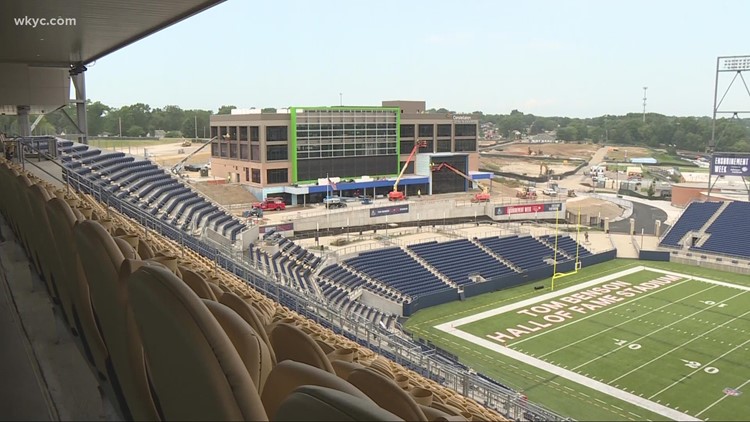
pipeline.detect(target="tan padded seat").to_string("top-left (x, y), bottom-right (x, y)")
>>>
top-left (114, 237), bottom-right (140, 260)
top-left (219, 292), bottom-right (277, 365)
top-left (261, 359), bottom-right (374, 419)
top-left (330, 360), bottom-right (366, 380)
top-left (74, 220), bottom-right (160, 420)
top-left (269, 322), bottom-right (336, 374)
top-left (25, 184), bottom-right (59, 299)
top-left (44, 198), bottom-right (109, 377)
top-left (347, 367), bottom-right (428, 421)
top-left (274, 385), bottom-right (403, 421)
top-left (136, 237), bottom-right (155, 259)
top-left (203, 299), bottom-right (273, 393)
top-left (128, 265), bottom-right (268, 421)
top-left (178, 266), bottom-right (218, 301)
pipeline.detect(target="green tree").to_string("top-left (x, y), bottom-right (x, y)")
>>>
top-left (647, 182), bottom-right (655, 198)
top-left (126, 125), bottom-right (144, 137)
top-left (217, 105), bottom-right (236, 115)
top-left (557, 126), bottom-right (578, 141)
top-left (261, 107), bottom-right (277, 114)
top-left (180, 111), bottom-right (211, 139)
top-left (87, 101), bottom-right (110, 136)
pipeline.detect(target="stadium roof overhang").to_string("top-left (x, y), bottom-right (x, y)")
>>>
top-left (0, 0), bottom-right (224, 67)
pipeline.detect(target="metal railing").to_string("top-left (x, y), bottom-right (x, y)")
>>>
top-left (34, 143), bottom-right (569, 422)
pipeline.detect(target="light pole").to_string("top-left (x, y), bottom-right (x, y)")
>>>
top-left (339, 93), bottom-right (343, 106)
top-left (642, 87), bottom-right (648, 123)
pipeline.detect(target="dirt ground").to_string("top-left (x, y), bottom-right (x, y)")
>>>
top-left (145, 142), bottom-right (212, 167)
top-left (499, 142), bottom-right (599, 159)
top-left (565, 196), bottom-right (623, 221)
top-left (480, 155), bottom-right (579, 176)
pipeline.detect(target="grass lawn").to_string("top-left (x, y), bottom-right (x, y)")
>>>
top-left (405, 259), bottom-right (750, 421)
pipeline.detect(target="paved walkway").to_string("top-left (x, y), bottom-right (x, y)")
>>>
top-left (0, 217), bottom-right (121, 421)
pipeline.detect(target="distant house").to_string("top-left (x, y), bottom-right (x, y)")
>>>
top-left (529, 133), bottom-right (557, 143)
top-left (154, 130), bottom-right (166, 139)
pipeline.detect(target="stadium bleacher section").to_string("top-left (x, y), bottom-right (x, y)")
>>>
top-left (659, 201), bottom-right (723, 248)
top-left (409, 239), bottom-right (515, 285)
top-left (58, 140), bottom-right (247, 242)
top-left (691, 201), bottom-right (750, 259)
top-left (658, 200), bottom-right (750, 257)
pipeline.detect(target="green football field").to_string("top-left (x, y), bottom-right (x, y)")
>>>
top-left (405, 260), bottom-right (750, 421)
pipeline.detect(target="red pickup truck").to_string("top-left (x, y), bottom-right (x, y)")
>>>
top-left (253, 197), bottom-right (286, 211)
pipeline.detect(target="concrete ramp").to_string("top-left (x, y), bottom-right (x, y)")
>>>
top-left (609, 233), bottom-right (639, 258)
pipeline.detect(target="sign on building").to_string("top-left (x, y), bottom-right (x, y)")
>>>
top-left (710, 153), bottom-right (750, 176)
top-left (370, 204), bottom-right (409, 218)
top-left (494, 202), bottom-right (562, 216)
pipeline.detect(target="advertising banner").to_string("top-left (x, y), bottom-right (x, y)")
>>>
top-left (710, 154), bottom-right (750, 176)
top-left (370, 204), bottom-right (409, 218)
top-left (494, 202), bottom-right (562, 216)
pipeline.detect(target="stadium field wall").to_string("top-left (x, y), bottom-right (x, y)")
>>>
top-left (638, 250), bottom-right (671, 261)
top-left (402, 249), bottom-right (617, 316)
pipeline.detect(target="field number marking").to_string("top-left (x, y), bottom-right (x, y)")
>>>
top-left (614, 339), bottom-right (642, 350)
top-left (680, 359), bottom-right (719, 374)
top-left (700, 301), bottom-right (727, 307)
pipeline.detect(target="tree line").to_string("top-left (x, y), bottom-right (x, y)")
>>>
top-left (473, 109), bottom-right (749, 153)
top-left (1, 102), bottom-right (747, 153)
top-left (0, 102), bottom-right (246, 139)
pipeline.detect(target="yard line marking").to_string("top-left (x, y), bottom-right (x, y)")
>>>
top-left (436, 324), bottom-right (699, 421)
top-left (608, 305), bottom-right (750, 385)
top-left (573, 289), bottom-right (746, 372)
top-left (649, 337), bottom-right (750, 399)
top-left (538, 282), bottom-right (714, 357)
top-left (695, 378), bottom-right (750, 417)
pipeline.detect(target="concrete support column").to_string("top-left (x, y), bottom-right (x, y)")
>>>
top-left (655, 220), bottom-right (661, 238)
top-left (71, 70), bottom-right (88, 144)
top-left (604, 217), bottom-right (610, 233)
top-left (16, 105), bottom-right (31, 137)
top-left (629, 218), bottom-right (635, 235)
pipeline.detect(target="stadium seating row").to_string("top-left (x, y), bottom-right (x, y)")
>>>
top-left (58, 140), bottom-right (246, 242)
top-left (660, 200), bottom-right (750, 259)
top-left (0, 156), bottom-right (504, 421)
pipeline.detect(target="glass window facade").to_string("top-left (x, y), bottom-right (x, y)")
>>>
top-left (266, 126), bottom-right (288, 142)
top-left (455, 139), bottom-right (477, 152)
top-left (437, 124), bottom-right (451, 137)
top-left (267, 168), bottom-right (288, 184)
top-left (250, 126), bottom-right (260, 142)
top-left (418, 124), bottom-right (434, 138)
top-left (266, 145), bottom-right (288, 161)
top-left (295, 109), bottom-right (398, 160)
top-left (437, 139), bottom-right (451, 152)
top-left (400, 124), bottom-right (415, 138)
top-left (252, 168), bottom-right (261, 183)
top-left (455, 124), bottom-right (477, 137)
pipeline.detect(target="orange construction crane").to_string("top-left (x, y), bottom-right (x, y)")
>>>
top-left (431, 162), bottom-right (490, 202)
top-left (388, 140), bottom-right (427, 201)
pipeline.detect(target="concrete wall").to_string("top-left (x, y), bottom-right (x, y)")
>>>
top-left (288, 199), bottom-right (566, 232)
top-left (359, 289), bottom-right (402, 316)
top-left (669, 250), bottom-right (750, 275)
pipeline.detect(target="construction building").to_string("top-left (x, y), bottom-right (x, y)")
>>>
top-left (209, 101), bottom-right (492, 204)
